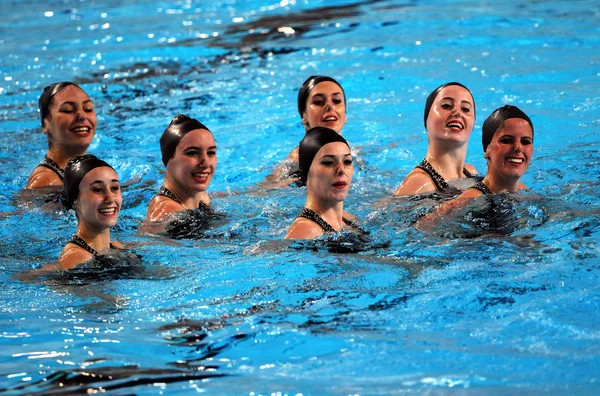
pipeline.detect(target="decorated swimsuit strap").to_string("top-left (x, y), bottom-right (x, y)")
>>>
top-left (40, 156), bottom-right (65, 180)
top-left (297, 208), bottom-right (337, 233)
top-left (470, 181), bottom-right (493, 196)
top-left (158, 186), bottom-right (210, 211)
top-left (69, 235), bottom-right (100, 257)
top-left (416, 159), bottom-right (450, 191)
top-left (158, 186), bottom-right (182, 205)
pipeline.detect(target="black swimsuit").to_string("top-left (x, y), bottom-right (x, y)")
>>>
top-left (155, 186), bottom-right (222, 239)
top-left (156, 186), bottom-right (211, 211)
top-left (469, 181), bottom-right (493, 195)
top-left (296, 208), bottom-right (360, 233)
top-left (415, 159), bottom-right (475, 195)
top-left (37, 156), bottom-right (65, 181)
top-left (68, 235), bottom-right (118, 257)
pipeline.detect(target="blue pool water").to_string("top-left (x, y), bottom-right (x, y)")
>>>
top-left (1, 0), bottom-right (600, 393)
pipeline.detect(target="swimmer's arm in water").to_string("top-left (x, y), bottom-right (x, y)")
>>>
top-left (265, 146), bottom-right (301, 184)
top-left (25, 167), bottom-right (62, 189)
top-left (284, 218), bottom-right (324, 240)
top-left (394, 169), bottom-right (437, 196)
top-left (416, 188), bottom-right (482, 231)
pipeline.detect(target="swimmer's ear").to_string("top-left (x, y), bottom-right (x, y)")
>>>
top-left (483, 151), bottom-right (490, 160)
top-left (301, 112), bottom-right (309, 129)
top-left (42, 119), bottom-right (50, 134)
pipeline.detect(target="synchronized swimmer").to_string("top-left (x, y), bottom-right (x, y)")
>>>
top-left (24, 77), bottom-right (537, 269)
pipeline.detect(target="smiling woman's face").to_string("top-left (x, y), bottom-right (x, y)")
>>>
top-left (75, 166), bottom-right (121, 230)
top-left (485, 118), bottom-right (534, 180)
top-left (44, 85), bottom-right (97, 150)
top-left (426, 85), bottom-right (474, 144)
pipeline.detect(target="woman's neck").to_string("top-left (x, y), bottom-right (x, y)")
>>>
top-left (76, 225), bottom-right (112, 252)
top-left (425, 143), bottom-right (468, 180)
top-left (304, 196), bottom-right (345, 230)
top-left (47, 145), bottom-right (88, 169)
top-left (163, 178), bottom-right (206, 209)
top-left (483, 172), bottom-right (521, 193)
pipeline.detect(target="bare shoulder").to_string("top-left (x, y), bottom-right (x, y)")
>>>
top-left (146, 196), bottom-right (183, 222)
top-left (200, 191), bottom-right (211, 206)
top-left (284, 217), bottom-right (323, 240)
top-left (111, 240), bottom-right (125, 249)
top-left (58, 243), bottom-right (93, 270)
top-left (394, 169), bottom-right (435, 196)
top-left (343, 210), bottom-right (356, 222)
top-left (26, 167), bottom-right (62, 189)
top-left (464, 162), bottom-right (478, 175)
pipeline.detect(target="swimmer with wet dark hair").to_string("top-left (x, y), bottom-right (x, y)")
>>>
top-left (395, 82), bottom-right (478, 197)
top-left (143, 114), bottom-right (217, 235)
top-left (26, 82), bottom-right (97, 189)
top-left (267, 75), bottom-right (347, 185)
top-left (417, 105), bottom-right (535, 229)
top-left (284, 126), bottom-right (359, 240)
top-left (57, 154), bottom-right (123, 269)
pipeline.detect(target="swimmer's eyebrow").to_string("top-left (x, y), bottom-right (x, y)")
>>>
top-left (59, 100), bottom-right (94, 106)
top-left (183, 145), bottom-right (217, 150)
top-left (90, 179), bottom-right (120, 185)
top-left (319, 153), bottom-right (352, 159)
top-left (312, 92), bottom-right (343, 97)
top-left (439, 96), bottom-right (473, 106)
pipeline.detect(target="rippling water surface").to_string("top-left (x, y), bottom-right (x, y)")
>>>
top-left (1, 0), bottom-right (599, 394)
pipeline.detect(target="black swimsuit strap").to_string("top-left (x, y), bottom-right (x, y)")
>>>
top-left (416, 159), bottom-right (450, 191)
top-left (69, 235), bottom-right (100, 257)
top-left (470, 181), bottom-right (493, 195)
top-left (157, 186), bottom-right (182, 204)
top-left (416, 159), bottom-right (475, 192)
top-left (39, 156), bottom-right (65, 181)
top-left (297, 208), bottom-right (360, 233)
top-left (157, 186), bottom-right (211, 211)
top-left (297, 208), bottom-right (336, 233)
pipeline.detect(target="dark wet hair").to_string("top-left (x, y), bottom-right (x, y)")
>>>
top-left (423, 82), bottom-right (475, 128)
top-left (64, 154), bottom-right (115, 209)
top-left (299, 126), bottom-right (350, 181)
top-left (160, 114), bottom-right (211, 167)
top-left (482, 105), bottom-right (534, 151)
top-left (39, 82), bottom-right (81, 126)
top-left (297, 75), bottom-right (346, 116)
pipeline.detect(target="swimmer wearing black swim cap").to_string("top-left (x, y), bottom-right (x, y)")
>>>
top-left (285, 127), bottom-right (358, 240)
top-left (144, 114), bottom-right (217, 234)
top-left (57, 154), bottom-right (123, 270)
top-left (266, 76), bottom-right (347, 185)
top-left (395, 82), bottom-right (478, 197)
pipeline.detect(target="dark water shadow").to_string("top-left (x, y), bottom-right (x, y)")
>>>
top-left (2, 364), bottom-right (227, 395)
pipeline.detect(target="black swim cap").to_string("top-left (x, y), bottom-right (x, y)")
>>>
top-left (299, 126), bottom-right (350, 181)
top-left (39, 82), bottom-right (80, 126)
top-left (297, 76), bottom-right (346, 116)
top-left (423, 82), bottom-right (475, 128)
top-left (160, 114), bottom-right (210, 166)
top-left (64, 154), bottom-right (115, 209)
top-left (482, 105), bottom-right (534, 151)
